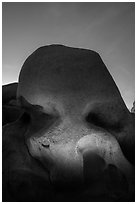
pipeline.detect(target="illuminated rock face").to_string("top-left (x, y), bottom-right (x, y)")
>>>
top-left (3, 45), bottom-right (135, 201)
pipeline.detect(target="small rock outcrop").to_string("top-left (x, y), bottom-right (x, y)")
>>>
top-left (131, 101), bottom-right (135, 113)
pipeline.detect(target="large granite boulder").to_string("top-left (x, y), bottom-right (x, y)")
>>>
top-left (3, 45), bottom-right (135, 201)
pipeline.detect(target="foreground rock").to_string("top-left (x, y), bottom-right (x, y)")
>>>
top-left (2, 83), bottom-right (23, 126)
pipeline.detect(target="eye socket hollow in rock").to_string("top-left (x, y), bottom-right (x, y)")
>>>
top-left (86, 112), bottom-right (123, 132)
top-left (20, 112), bottom-right (31, 124)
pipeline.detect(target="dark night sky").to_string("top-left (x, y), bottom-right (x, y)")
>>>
top-left (2, 2), bottom-right (135, 109)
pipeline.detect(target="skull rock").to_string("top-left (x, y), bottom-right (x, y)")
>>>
top-left (3, 44), bottom-right (135, 201)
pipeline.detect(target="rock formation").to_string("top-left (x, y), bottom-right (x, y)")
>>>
top-left (3, 45), bottom-right (135, 201)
